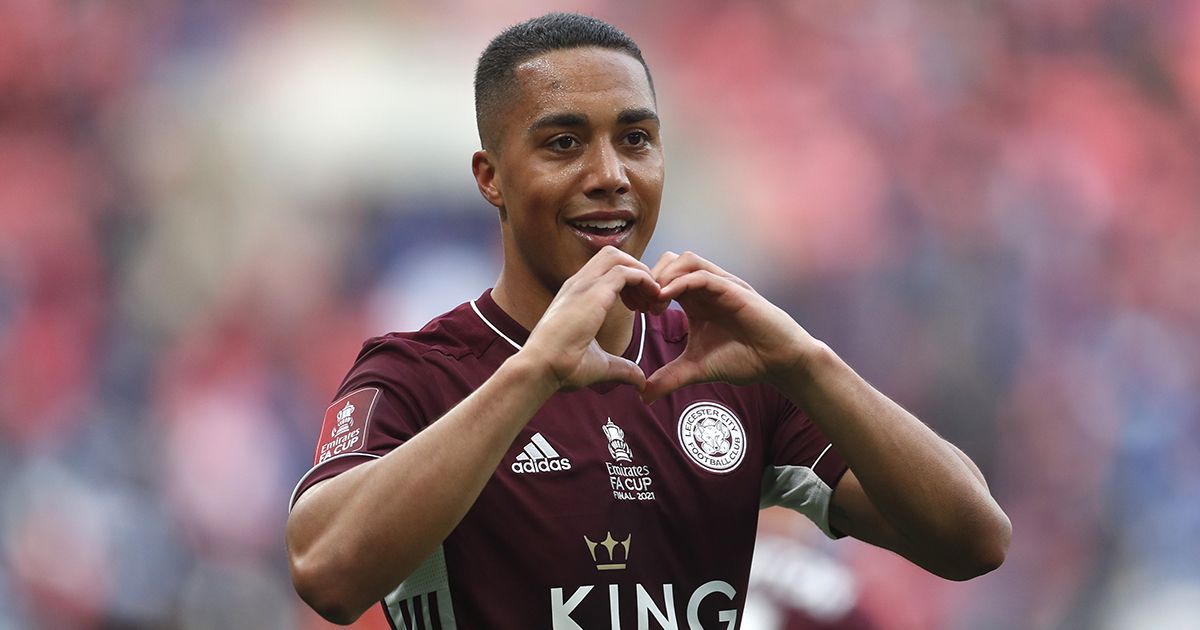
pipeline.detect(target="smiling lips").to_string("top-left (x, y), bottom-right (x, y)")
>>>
top-left (566, 212), bottom-right (636, 249)
top-left (571, 217), bottom-right (629, 234)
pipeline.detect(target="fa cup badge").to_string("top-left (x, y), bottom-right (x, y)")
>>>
top-left (332, 400), bottom-right (356, 437)
top-left (602, 418), bottom-right (633, 462)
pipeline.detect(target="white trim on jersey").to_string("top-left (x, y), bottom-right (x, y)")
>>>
top-left (810, 443), bottom-right (833, 470)
top-left (470, 301), bottom-right (648, 366)
top-left (470, 300), bottom-right (523, 351)
top-left (288, 452), bottom-right (382, 511)
top-left (634, 312), bottom-right (646, 365)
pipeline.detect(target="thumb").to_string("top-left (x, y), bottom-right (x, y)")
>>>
top-left (602, 354), bottom-right (648, 391)
top-left (641, 358), bottom-right (705, 404)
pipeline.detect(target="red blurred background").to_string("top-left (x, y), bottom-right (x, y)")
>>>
top-left (1, 1), bottom-right (1197, 628)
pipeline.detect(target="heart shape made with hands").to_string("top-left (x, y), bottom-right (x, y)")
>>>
top-left (624, 252), bottom-right (808, 404)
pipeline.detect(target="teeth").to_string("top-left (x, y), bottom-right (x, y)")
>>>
top-left (573, 219), bottom-right (628, 229)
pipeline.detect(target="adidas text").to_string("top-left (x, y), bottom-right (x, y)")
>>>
top-left (512, 458), bottom-right (572, 474)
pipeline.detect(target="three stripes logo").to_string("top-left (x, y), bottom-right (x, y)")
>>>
top-left (392, 591), bottom-right (445, 630)
top-left (510, 432), bottom-right (572, 474)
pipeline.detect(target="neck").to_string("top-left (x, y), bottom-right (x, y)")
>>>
top-left (492, 267), bottom-right (636, 357)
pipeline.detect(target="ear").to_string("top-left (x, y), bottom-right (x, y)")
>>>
top-left (472, 150), bottom-right (505, 210)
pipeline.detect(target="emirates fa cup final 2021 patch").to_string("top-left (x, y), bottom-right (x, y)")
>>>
top-left (314, 388), bottom-right (379, 465)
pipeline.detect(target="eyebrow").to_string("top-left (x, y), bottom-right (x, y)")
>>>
top-left (528, 112), bottom-right (588, 133)
top-left (617, 107), bottom-right (659, 126)
top-left (527, 108), bottom-right (660, 134)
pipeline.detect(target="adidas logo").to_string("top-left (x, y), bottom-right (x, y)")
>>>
top-left (511, 432), bottom-right (572, 474)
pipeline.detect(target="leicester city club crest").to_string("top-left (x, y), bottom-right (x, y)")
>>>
top-left (677, 401), bottom-right (746, 473)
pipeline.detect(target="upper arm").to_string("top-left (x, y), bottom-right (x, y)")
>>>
top-left (287, 461), bottom-right (376, 552)
top-left (291, 340), bottom-right (443, 509)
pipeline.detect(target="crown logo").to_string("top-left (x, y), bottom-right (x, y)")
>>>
top-left (332, 400), bottom-right (355, 437)
top-left (602, 418), bottom-right (633, 462)
top-left (584, 532), bottom-right (631, 570)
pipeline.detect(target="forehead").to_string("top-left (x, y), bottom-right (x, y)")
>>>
top-left (506, 47), bottom-right (655, 126)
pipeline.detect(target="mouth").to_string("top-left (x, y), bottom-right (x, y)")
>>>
top-left (567, 217), bottom-right (635, 237)
top-left (565, 208), bottom-right (639, 251)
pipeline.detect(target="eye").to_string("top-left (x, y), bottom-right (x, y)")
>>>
top-left (624, 130), bottom-right (650, 147)
top-left (550, 135), bottom-right (580, 151)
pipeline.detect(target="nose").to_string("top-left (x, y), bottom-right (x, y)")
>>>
top-left (584, 141), bottom-right (629, 199)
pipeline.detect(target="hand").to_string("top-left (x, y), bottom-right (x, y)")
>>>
top-left (521, 246), bottom-right (669, 392)
top-left (641, 251), bottom-right (819, 403)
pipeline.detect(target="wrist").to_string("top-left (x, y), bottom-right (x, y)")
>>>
top-left (503, 349), bottom-right (564, 400)
top-left (771, 337), bottom-right (836, 388)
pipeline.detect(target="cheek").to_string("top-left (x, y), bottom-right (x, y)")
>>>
top-left (520, 169), bottom-right (578, 222)
top-left (534, 164), bottom-right (580, 199)
top-left (632, 154), bottom-right (664, 189)
top-left (634, 168), bottom-right (665, 209)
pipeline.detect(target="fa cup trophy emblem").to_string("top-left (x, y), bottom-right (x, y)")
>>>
top-left (602, 418), bottom-right (633, 462)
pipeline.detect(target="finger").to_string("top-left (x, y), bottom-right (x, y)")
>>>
top-left (620, 283), bottom-right (669, 314)
top-left (618, 267), bottom-right (669, 313)
top-left (645, 294), bottom-right (672, 315)
top-left (583, 246), bottom-right (654, 280)
top-left (597, 264), bottom-right (658, 298)
top-left (641, 357), bottom-right (706, 404)
top-left (649, 250), bottom-right (679, 278)
top-left (652, 250), bottom-right (717, 287)
top-left (646, 252), bottom-right (680, 312)
top-left (654, 251), bottom-right (752, 292)
top-left (659, 269), bottom-right (738, 302)
top-left (559, 247), bottom-right (647, 295)
top-left (593, 265), bottom-right (665, 312)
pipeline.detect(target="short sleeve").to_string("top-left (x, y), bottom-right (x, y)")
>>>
top-left (759, 387), bottom-right (850, 538)
top-left (289, 336), bottom-right (441, 510)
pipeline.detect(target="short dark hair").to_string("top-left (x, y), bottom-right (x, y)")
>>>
top-left (474, 13), bottom-right (654, 150)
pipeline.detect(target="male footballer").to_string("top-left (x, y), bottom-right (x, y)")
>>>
top-left (286, 13), bottom-right (1011, 629)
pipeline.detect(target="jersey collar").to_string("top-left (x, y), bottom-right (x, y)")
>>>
top-left (471, 288), bottom-right (646, 366)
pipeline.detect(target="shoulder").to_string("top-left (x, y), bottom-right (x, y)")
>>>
top-left (343, 299), bottom-right (507, 387)
top-left (358, 300), bottom-right (504, 364)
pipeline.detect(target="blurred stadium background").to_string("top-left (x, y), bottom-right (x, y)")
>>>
top-left (2, 0), bottom-right (1198, 628)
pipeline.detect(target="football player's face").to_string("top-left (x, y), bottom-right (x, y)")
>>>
top-left (477, 47), bottom-right (664, 293)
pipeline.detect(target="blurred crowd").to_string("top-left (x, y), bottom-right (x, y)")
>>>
top-left (1, 0), bottom-right (1197, 628)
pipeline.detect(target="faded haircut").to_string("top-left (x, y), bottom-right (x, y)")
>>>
top-left (474, 13), bottom-right (654, 150)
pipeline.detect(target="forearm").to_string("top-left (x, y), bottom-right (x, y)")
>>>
top-left (774, 342), bottom-right (1010, 573)
top-left (286, 353), bottom-right (556, 623)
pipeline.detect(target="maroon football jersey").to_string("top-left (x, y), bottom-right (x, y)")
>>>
top-left (291, 289), bottom-right (848, 629)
